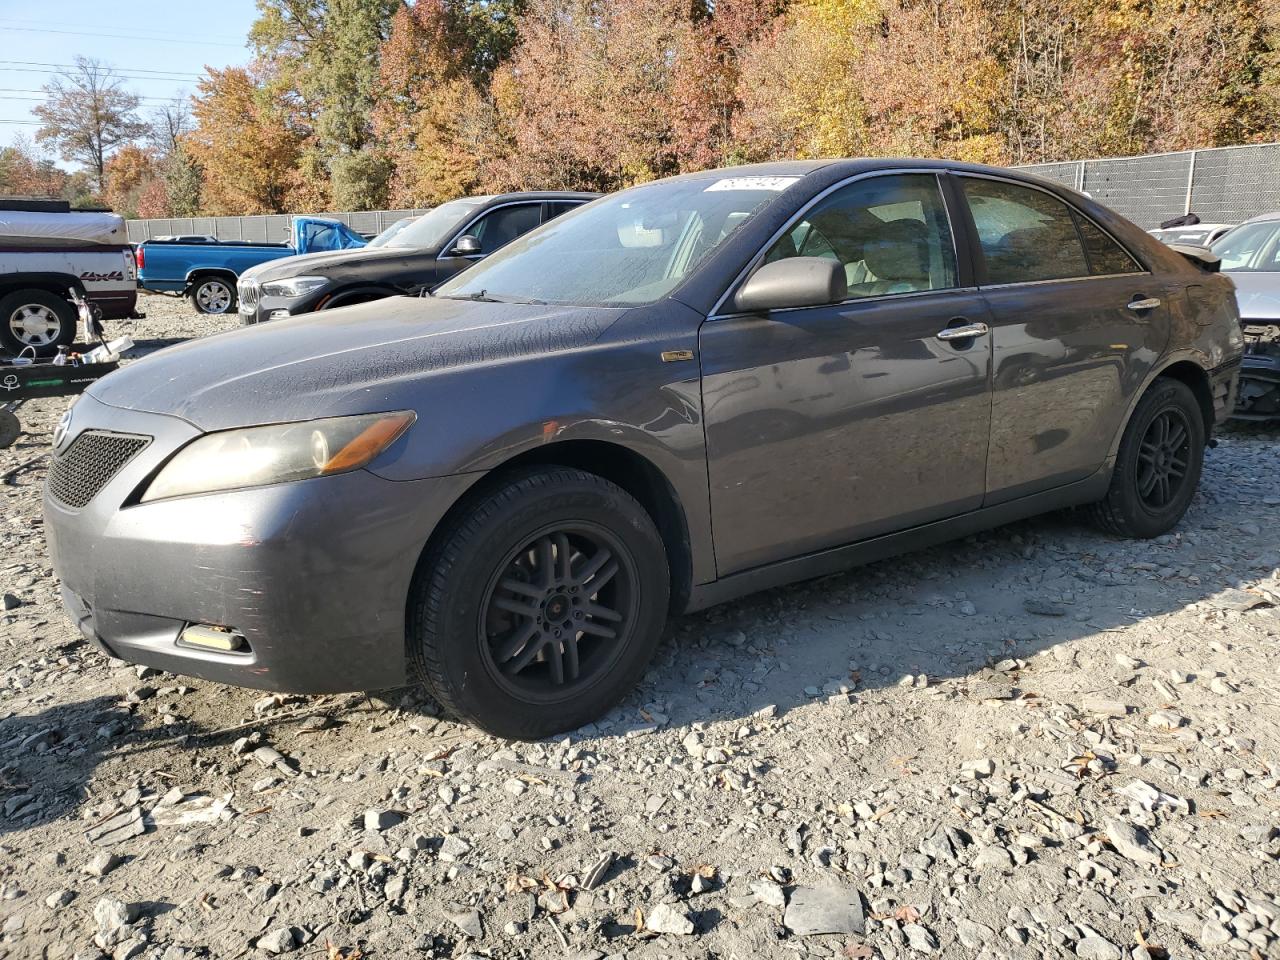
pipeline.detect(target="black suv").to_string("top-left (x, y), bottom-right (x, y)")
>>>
top-left (237, 192), bottom-right (597, 324)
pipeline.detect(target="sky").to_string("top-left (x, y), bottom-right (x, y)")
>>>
top-left (0, 0), bottom-right (261, 158)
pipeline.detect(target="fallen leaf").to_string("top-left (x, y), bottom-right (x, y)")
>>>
top-left (893, 905), bottom-right (921, 923)
top-left (843, 943), bottom-right (874, 959)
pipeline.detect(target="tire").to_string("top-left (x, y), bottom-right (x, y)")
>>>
top-left (0, 289), bottom-right (77, 357)
top-left (408, 467), bottom-right (670, 740)
top-left (0, 408), bottom-right (19, 449)
top-left (1090, 378), bottom-right (1205, 538)
top-left (188, 276), bottom-right (236, 315)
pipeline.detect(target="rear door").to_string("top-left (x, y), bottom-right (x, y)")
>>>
top-left (955, 175), bottom-right (1171, 503)
top-left (700, 172), bottom-right (993, 575)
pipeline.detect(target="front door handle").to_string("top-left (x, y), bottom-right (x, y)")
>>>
top-left (1127, 297), bottom-right (1161, 311)
top-left (936, 321), bottom-right (990, 341)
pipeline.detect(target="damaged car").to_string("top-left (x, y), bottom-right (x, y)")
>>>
top-left (44, 160), bottom-right (1242, 739)
top-left (1210, 213), bottom-right (1280, 421)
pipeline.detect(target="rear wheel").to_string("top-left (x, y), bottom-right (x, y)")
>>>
top-left (1090, 378), bottom-right (1205, 538)
top-left (408, 467), bottom-right (669, 739)
top-left (188, 276), bottom-right (236, 315)
top-left (0, 289), bottom-right (77, 356)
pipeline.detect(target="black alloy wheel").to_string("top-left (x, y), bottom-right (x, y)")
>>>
top-left (1135, 407), bottom-right (1192, 510)
top-left (407, 466), bottom-right (669, 739)
top-left (479, 523), bottom-right (637, 701)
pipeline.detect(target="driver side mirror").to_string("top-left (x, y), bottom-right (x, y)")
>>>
top-left (733, 257), bottom-right (847, 313)
top-left (450, 235), bottom-right (482, 256)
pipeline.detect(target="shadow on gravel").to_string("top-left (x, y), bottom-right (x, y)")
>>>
top-left (0, 693), bottom-right (173, 837)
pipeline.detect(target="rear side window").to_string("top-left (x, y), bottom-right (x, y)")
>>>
top-left (544, 201), bottom-right (582, 221)
top-left (962, 178), bottom-right (1089, 284)
top-left (1074, 215), bottom-right (1142, 275)
top-left (763, 173), bottom-right (957, 299)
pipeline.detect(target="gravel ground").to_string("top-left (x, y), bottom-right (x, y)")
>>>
top-left (2, 293), bottom-right (1280, 960)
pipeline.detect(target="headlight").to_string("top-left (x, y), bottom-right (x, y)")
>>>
top-left (140, 411), bottom-right (416, 503)
top-left (261, 275), bottom-right (330, 299)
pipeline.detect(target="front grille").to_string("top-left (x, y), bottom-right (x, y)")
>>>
top-left (238, 279), bottom-right (259, 312)
top-left (48, 430), bottom-right (150, 508)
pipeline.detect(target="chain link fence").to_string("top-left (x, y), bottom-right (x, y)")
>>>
top-left (126, 142), bottom-right (1280, 240)
top-left (125, 208), bottom-right (430, 243)
top-left (1018, 142), bottom-right (1280, 229)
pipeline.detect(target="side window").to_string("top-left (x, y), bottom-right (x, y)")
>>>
top-left (1074, 215), bottom-right (1142, 275)
top-left (468, 204), bottom-right (543, 254)
top-left (763, 174), bottom-right (957, 298)
top-left (961, 179), bottom-right (1089, 284)
top-left (544, 201), bottom-right (582, 221)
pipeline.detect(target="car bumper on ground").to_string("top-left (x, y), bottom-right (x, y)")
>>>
top-left (43, 394), bottom-right (477, 693)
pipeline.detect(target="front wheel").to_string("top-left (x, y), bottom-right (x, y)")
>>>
top-left (188, 277), bottom-right (236, 315)
top-left (1090, 378), bottom-right (1205, 538)
top-left (408, 468), bottom-right (670, 739)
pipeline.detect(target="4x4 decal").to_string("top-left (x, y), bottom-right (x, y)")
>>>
top-left (80, 270), bottom-right (124, 282)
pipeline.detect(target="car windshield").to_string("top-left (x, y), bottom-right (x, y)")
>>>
top-left (382, 199), bottom-right (488, 250)
top-left (367, 217), bottom-right (416, 247)
top-left (1211, 220), bottom-right (1280, 272)
top-left (433, 176), bottom-right (798, 306)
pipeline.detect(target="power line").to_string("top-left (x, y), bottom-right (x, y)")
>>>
top-left (0, 61), bottom-right (203, 78)
top-left (0, 94), bottom-right (180, 103)
top-left (0, 15), bottom-right (245, 43)
top-left (0, 24), bottom-right (244, 48)
top-left (0, 120), bottom-right (43, 125)
top-left (0, 68), bottom-right (201, 84)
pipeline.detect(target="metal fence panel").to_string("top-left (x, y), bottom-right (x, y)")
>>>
top-left (1188, 144), bottom-right (1280, 225)
top-left (127, 208), bottom-right (431, 242)
top-left (1081, 152), bottom-right (1195, 228)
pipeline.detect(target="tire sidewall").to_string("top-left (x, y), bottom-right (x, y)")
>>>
top-left (415, 476), bottom-right (669, 740)
top-left (0, 290), bottom-right (77, 356)
top-left (189, 277), bottom-right (236, 315)
top-left (1113, 380), bottom-right (1205, 537)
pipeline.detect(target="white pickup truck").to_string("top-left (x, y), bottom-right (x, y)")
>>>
top-left (0, 198), bottom-right (139, 355)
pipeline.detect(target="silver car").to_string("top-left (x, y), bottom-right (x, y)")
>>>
top-left (1211, 215), bottom-right (1280, 420)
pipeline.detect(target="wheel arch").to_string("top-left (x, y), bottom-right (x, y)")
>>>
top-left (414, 439), bottom-right (694, 616)
top-left (184, 267), bottom-right (238, 289)
top-left (1107, 354), bottom-right (1214, 460)
top-left (0, 273), bottom-right (84, 302)
top-left (320, 284), bottom-right (402, 310)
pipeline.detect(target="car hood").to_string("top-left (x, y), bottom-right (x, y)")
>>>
top-left (1227, 271), bottom-right (1280, 321)
top-left (88, 296), bottom-right (626, 431)
top-left (241, 245), bottom-right (432, 283)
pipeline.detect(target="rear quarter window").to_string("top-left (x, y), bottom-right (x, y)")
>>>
top-left (1074, 215), bottom-right (1143, 275)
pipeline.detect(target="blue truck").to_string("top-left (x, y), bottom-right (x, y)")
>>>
top-left (136, 216), bottom-right (367, 314)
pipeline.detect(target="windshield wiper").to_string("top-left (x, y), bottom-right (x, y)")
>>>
top-left (438, 290), bottom-right (547, 305)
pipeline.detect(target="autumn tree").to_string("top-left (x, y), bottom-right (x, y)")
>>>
top-left (33, 57), bottom-right (149, 192)
top-left (187, 66), bottom-right (307, 214)
top-left (103, 144), bottom-right (160, 218)
top-left (0, 136), bottom-right (69, 198)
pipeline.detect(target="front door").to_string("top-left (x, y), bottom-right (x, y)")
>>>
top-left (699, 173), bottom-right (993, 576)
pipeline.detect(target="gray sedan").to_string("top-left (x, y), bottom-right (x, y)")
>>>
top-left (1210, 214), bottom-right (1280, 420)
top-left (44, 160), bottom-right (1242, 738)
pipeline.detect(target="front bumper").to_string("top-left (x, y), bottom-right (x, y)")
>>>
top-left (238, 288), bottom-right (322, 325)
top-left (43, 394), bottom-right (477, 693)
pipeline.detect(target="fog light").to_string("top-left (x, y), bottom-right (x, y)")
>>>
top-left (180, 624), bottom-right (247, 652)
top-left (269, 309), bottom-right (291, 320)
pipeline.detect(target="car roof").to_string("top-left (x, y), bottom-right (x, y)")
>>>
top-left (480, 191), bottom-right (601, 203)
top-left (1238, 211), bottom-right (1280, 225)
top-left (654, 157), bottom-right (1091, 190)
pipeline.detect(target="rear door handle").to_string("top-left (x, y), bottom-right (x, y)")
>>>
top-left (936, 321), bottom-right (990, 341)
top-left (1127, 297), bottom-right (1161, 311)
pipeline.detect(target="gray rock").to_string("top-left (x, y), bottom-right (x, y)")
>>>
top-left (1075, 935), bottom-right (1122, 959)
top-left (582, 851), bottom-right (614, 890)
top-left (447, 909), bottom-right (483, 938)
top-left (257, 927), bottom-right (296, 955)
top-left (83, 852), bottom-right (122, 878)
top-left (439, 835), bottom-right (471, 862)
top-left (645, 902), bottom-right (695, 936)
top-left (1024, 598), bottom-right (1067, 616)
top-left (903, 923), bottom-right (939, 953)
top-left (363, 808), bottom-right (403, 831)
top-left (86, 807), bottom-right (144, 847)
top-left (955, 917), bottom-right (995, 947)
top-left (783, 885), bottom-right (866, 936)
top-left (2, 593), bottom-right (21, 611)
top-left (750, 879), bottom-right (787, 908)
top-left (1103, 817), bottom-right (1162, 866)
top-left (1201, 922), bottom-right (1232, 946)
top-left (691, 872), bottom-right (714, 894)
